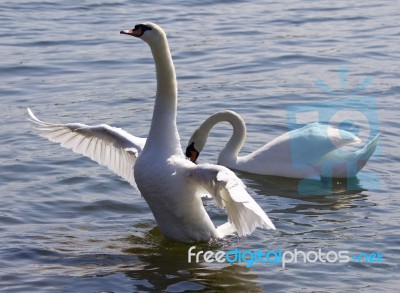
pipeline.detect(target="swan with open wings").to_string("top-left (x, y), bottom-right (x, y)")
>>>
top-left (28, 23), bottom-right (275, 243)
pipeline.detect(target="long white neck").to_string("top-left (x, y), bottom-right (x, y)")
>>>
top-left (198, 110), bottom-right (246, 166)
top-left (144, 35), bottom-right (182, 156)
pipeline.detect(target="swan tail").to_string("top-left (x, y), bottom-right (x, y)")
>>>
top-left (319, 132), bottom-right (379, 178)
top-left (354, 132), bottom-right (380, 173)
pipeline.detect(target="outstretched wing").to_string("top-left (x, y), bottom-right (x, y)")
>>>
top-left (27, 108), bottom-right (146, 188)
top-left (187, 163), bottom-right (275, 237)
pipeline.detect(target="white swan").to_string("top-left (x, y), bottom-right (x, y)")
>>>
top-left (28, 23), bottom-right (275, 243)
top-left (186, 110), bottom-right (379, 180)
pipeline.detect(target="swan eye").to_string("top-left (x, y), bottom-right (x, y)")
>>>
top-left (141, 24), bottom-right (153, 32)
top-left (134, 24), bottom-right (153, 34)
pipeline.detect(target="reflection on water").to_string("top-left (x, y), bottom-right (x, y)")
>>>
top-left (14, 226), bottom-right (263, 292)
top-left (121, 229), bottom-right (262, 292)
top-left (240, 172), bottom-right (377, 247)
top-left (239, 170), bottom-right (367, 197)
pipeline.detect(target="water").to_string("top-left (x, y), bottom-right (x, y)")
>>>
top-left (1, 1), bottom-right (399, 292)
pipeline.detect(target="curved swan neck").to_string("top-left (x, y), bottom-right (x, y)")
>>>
top-left (145, 33), bottom-right (181, 155)
top-left (151, 39), bottom-right (177, 99)
top-left (199, 110), bottom-right (246, 164)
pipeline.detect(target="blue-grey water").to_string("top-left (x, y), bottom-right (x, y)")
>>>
top-left (1, 1), bottom-right (399, 292)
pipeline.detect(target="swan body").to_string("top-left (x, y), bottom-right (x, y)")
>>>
top-left (186, 110), bottom-right (379, 180)
top-left (28, 23), bottom-right (275, 243)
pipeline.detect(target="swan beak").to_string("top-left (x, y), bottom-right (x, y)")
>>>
top-left (120, 24), bottom-right (152, 38)
top-left (189, 150), bottom-right (199, 163)
top-left (186, 142), bottom-right (199, 164)
top-left (120, 29), bottom-right (141, 37)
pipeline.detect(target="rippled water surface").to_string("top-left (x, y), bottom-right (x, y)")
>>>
top-left (1, 1), bottom-right (399, 292)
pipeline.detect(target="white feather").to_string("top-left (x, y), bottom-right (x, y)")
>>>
top-left (188, 163), bottom-right (275, 236)
top-left (27, 108), bottom-right (145, 188)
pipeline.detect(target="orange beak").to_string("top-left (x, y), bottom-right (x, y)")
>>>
top-left (186, 142), bottom-right (199, 163)
top-left (120, 28), bottom-right (142, 37)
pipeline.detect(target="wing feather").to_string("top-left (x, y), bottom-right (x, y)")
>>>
top-left (27, 108), bottom-right (146, 188)
top-left (187, 163), bottom-right (275, 237)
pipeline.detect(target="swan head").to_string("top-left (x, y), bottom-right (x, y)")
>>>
top-left (120, 22), bottom-right (166, 45)
top-left (186, 129), bottom-right (207, 163)
top-left (186, 142), bottom-right (199, 163)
